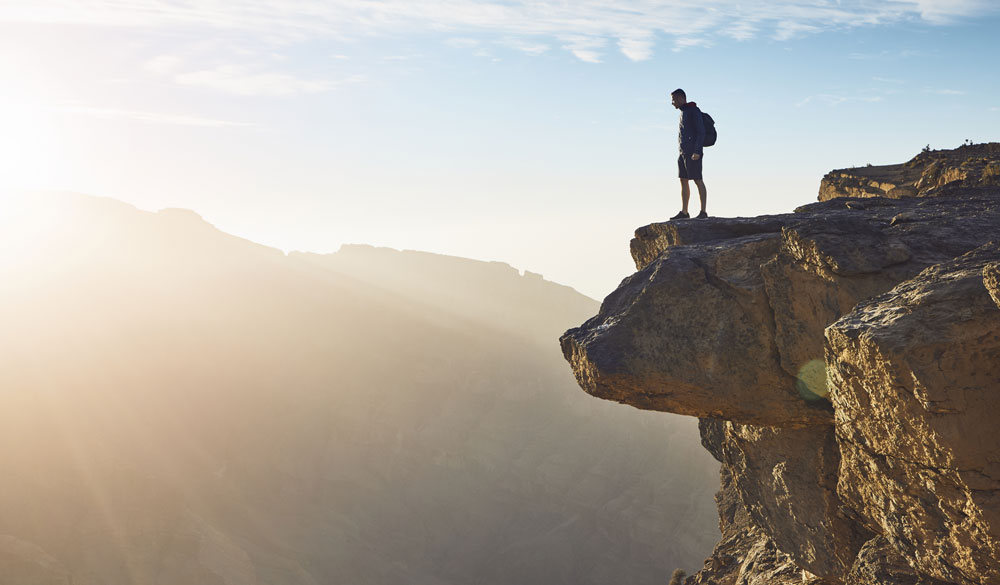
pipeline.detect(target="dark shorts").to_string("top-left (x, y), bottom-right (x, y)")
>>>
top-left (678, 153), bottom-right (703, 180)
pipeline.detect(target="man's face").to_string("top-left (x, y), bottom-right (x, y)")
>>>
top-left (671, 93), bottom-right (685, 109)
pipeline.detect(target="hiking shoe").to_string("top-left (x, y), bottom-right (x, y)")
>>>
top-left (670, 210), bottom-right (690, 220)
top-left (696, 210), bottom-right (709, 219)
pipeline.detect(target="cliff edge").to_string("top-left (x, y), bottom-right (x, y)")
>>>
top-left (561, 144), bottom-right (1000, 585)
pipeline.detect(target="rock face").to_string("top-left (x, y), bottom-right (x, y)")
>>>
top-left (828, 242), bottom-right (1000, 584)
top-left (561, 144), bottom-right (1000, 585)
top-left (819, 142), bottom-right (1000, 201)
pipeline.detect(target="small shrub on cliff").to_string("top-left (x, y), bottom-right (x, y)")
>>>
top-left (668, 568), bottom-right (687, 585)
top-left (984, 161), bottom-right (1000, 185)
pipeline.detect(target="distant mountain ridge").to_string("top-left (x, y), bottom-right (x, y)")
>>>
top-left (0, 192), bottom-right (720, 585)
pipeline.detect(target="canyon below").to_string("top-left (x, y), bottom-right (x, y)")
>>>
top-left (0, 193), bottom-right (720, 585)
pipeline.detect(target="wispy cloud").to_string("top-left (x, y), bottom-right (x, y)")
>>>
top-left (500, 38), bottom-right (550, 56)
top-left (140, 52), bottom-right (364, 96)
top-left (445, 37), bottom-right (481, 49)
top-left (906, 0), bottom-right (996, 24)
top-left (173, 67), bottom-right (334, 96)
top-left (671, 37), bottom-right (713, 52)
top-left (795, 94), bottom-right (885, 107)
top-left (143, 55), bottom-right (182, 75)
top-left (923, 88), bottom-right (966, 95)
top-left (772, 21), bottom-right (821, 41)
top-left (560, 35), bottom-right (606, 64)
top-left (52, 104), bottom-right (254, 127)
top-left (2, 1), bottom-right (998, 64)
top-left (618, 36), bottom-right (654, 61)
top-left (849, 49), bottom-right (921, 60)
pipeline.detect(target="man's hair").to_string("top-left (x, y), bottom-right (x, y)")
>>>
top-left (671, 88), bottom-right (686, 100)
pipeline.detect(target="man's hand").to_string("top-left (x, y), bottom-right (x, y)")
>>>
top-left (691, 153), bottom-right (701, 160)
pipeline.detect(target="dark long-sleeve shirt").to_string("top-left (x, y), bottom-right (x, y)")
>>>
top-left (678, 102), bottom-right (705, 155)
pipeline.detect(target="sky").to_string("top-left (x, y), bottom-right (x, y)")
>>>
top-left (1, 1), bottom-right (999, 299)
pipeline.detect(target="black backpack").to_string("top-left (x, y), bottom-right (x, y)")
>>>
top-left (702, 112), bottom-right (717, 147)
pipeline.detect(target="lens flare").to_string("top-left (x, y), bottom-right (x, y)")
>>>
top-left (796, 359), bottom-right (829, 401)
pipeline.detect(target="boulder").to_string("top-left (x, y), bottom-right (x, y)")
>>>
top-left (562, 193), bottom-right (1000, 428)
top-left (827, 242), bottom-right (1000, 584)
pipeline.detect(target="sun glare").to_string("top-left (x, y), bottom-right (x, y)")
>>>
top-left (0, 100), bottom-right (61, 190)
top-left (0, 192), bottom-right (76, 271)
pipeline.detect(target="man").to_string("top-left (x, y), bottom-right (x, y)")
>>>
top-left (670, 88), bottom-right (708, 219)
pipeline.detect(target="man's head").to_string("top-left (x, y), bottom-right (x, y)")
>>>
top-left (671, 88), bottom-right (687, 109)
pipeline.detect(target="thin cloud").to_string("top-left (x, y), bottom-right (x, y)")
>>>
top-left (560, 35), bottom-right (606, 64)
top-left (500, 38), bottom-right (550, 56)
top-left (773, 20), bottom-right (821, 41)
top-left (671, 37), bottom-right (713, 52)
top-left (143, 55), bottom-right (181, 75)
top-left (796, 94), bottom-right (885, 107)
top-left (619, 37), bottom-right (654, 61)
top-left (722, 21), bottom-right (758, 41)
top-left (2, 1), bottom-right (998, 64)
top-left (173, 66), bottom-right (357, 96)
top-left (52, 104), bottom-right (254, 128)
top-left (445, 37), bottom-right (480, 49)
top-left (849, 49), bottom-right (921, 60)
top-left (905, 0), bottom-right (995, 23)
top-left (923, 88), bottom-right (966, 95)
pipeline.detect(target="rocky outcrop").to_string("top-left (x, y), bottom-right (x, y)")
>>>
top-left (828, 242), bottom-right (1000, 584)
top-left (819, 142), bottom-right (1000, 201)
top-left (561, 145), bottom-right (1000, 585)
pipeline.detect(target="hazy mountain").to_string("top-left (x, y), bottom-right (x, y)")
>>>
top-left (0, 192), bottom-right (720, 585)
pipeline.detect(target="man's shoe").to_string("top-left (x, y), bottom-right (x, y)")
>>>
top-left (696, 210), bottom-right (709, 219)
top-left (671, 211), bottom-right (690, 220)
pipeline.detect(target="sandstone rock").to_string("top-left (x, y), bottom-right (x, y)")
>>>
top-left (562, 143), bottom-right (1000, 585)
top-left (563, 193), bottom-right (1000, 428)
top-left (721, 423), bottom-right (870, 581)
top-left (846, 536), bottom-right (952, 585)
top-left (630, 217), bottom-right (788, 271)
top-left (819, 143), bottom-right (1000, 202)
top-left (687, 430), bottom-right (835, 585)
top-left (984, 262), bottom-right (1000, 306)
top-left (562, 230), bottom-right (835, 427)
top-left (827, 242), bottom-right (1000, 585)
top-left (562, 144), bottom-right (1000, 585)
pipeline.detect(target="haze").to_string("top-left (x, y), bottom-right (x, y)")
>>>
top-left (0, 193), bottom-right (720, 584)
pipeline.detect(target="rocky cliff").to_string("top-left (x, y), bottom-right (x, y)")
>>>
top-left (819, 142), bottom-right (1000, 201)
top-left (561, 144), bottom-right (1000, 585)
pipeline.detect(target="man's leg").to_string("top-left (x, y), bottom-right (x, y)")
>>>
top-left (694, 179), bottom-right (707, 214)
top-left (680, 179), bottom-right (691, 214)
